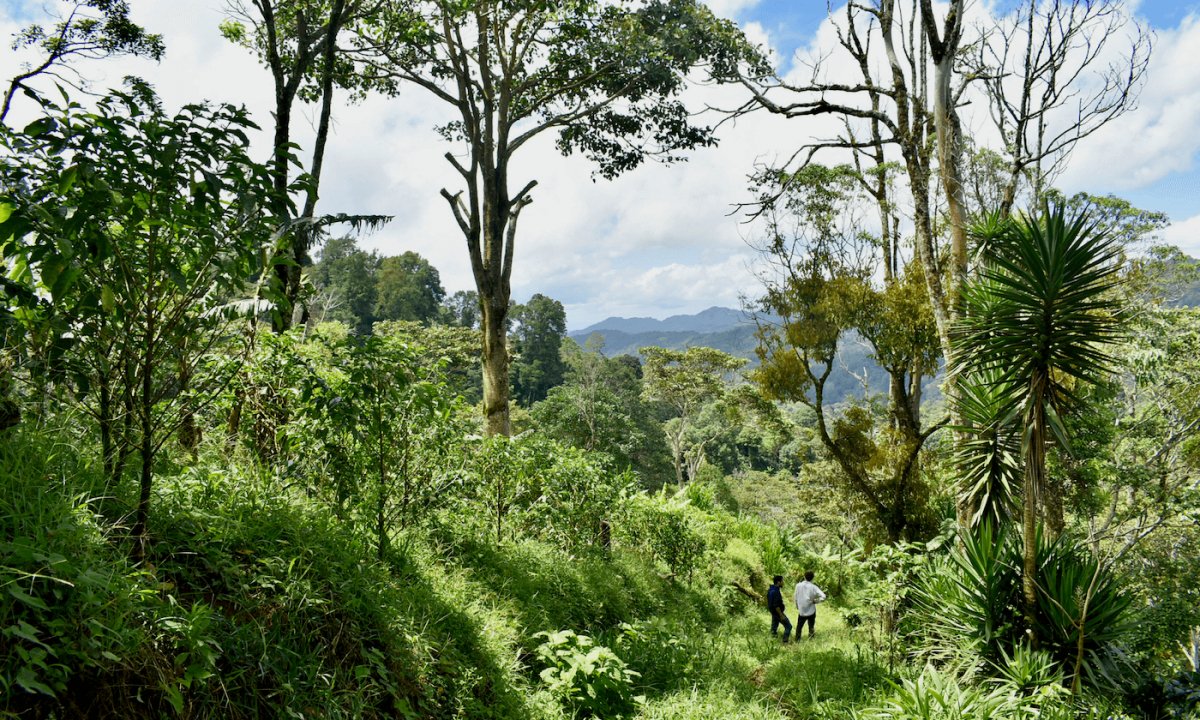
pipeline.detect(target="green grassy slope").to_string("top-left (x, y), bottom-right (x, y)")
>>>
top-left (1, 426), bottom-right (901, 719)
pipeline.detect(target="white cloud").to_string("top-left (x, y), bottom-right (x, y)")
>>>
top-left (740, 21), bottom-right (773, 58)
top-left (1163, 212), bottom-right (1200, 258)
top-left (1057, 14), bottom-right (1200, 192)
top-left (5, 1), bottom-right (1197, 330)
top-left (561, 253), bottom-right (757, 328)
top-left (705, 0), bottom-right (762, 22)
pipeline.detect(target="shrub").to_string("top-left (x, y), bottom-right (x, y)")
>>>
top-left (859, 665), bottom-right (1023, 720)
top-left (908, 522), bottom-right (1135, 694)
top-left (611, 618), bottom-right (706, 693)
top-left (620, 496), bottom-right (708, 580)
top-left (534, 629), bottom-right (640, 718)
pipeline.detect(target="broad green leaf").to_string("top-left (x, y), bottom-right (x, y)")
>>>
top-left (58, 166), bottom-right (79, 194)
top-left (22, 117), bottom-right (56, 137)
top-left (50, 265), bottom-right (80, 302)
top-left (8, 620), bottom-right (44, 645)
top-left (14, 666), bottom-right (55, 697)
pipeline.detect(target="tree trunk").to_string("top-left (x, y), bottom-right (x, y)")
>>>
top-left (668, 426), bottom-right (686, 486)
top-left (99, 375), bottom-right (115, 484)
top-left (931, 51), bottom-right (969, 315)
top-left (1023, 393), bottom-right (1047, 647)
top-left (270, 88), bottom-right (295, 332)
top-left (1043, 476), bottom-right (1065, 538)
top-left (132, 336), bottom-right (155, 558)
top-left (480, 299), bottom-right (511, 436)
top-left (377, 407), bottom-right (388, 561)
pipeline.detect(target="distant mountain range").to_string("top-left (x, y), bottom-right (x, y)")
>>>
top-left (571, 255), bottom-right (1200, 405)
top-left (576, 306), bottom-right (751, 336)
top-left (569, 306), bottom-right (913, 405)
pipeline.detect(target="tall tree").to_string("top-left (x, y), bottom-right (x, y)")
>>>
top-left (953, 204), bottom-right (1124, 641)
top-left (374, 251), bottom-right (447, 324)
top-left (351, 0), bottom-right (761, 435)
top-left (738, 0), bottom-right (1148, 345)
top-left (2, 0), bottom-right (164, 124)
top-left (222, 0), bottom-right (388, 329)
top-left (919, 0), bottom-right (969, 315)
top-left (737, 0), bottom-right (1149, 526)
top-left (511, 293), bottom-right (567, 406)
top-left (751, 164), bottom-right (944, 544)
top-left (738, 0), bottom-right (956, 353)
top-left (641, 346), bottom-right (745, 486)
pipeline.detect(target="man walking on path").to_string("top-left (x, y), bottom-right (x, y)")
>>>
top-left (793, 571), bottom-right (827, 639)
top-left (767, 575), bottom-right (792, 642)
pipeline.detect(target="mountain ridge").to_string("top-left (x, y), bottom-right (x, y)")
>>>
top-left (568, 306), bottom-right (919, 406)
top-left (573, 306), bottom-right (751, 336)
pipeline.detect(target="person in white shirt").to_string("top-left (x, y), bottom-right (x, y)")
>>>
top-left (793, 570), bottom-right (827, 638)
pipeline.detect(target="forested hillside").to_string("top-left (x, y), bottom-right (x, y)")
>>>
top-left (3, 1), bottom-right (1200, 719)
top-left (569, 309), bottom-right (935, 407)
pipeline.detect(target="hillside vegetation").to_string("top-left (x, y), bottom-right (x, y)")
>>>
top-left (3, 2), bottom-right (1200, 717)
top-left (569, 308), bottom-right (939, 407)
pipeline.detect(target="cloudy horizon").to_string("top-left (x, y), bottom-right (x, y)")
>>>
top-left (2, 0), bottom-right (1197, 330)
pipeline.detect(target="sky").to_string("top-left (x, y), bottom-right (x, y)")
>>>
top-left (1, 0), bottom-right (1198, 330)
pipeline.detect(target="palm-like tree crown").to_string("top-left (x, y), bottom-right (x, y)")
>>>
top-left (954, 204), bottom-right (1124, 424)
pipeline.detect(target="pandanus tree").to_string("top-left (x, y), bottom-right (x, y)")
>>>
top-left (951, 204), bottom-right (1123, 641)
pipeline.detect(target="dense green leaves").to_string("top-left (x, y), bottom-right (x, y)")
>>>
top-left (641, 346), bottom-right (745, 486)
top-left (910, 523), bottom-right (1135, 695)
top-left (0, 86), bottom-right (277, 544)
top-left (511, 294), bottom-right (568, 406)
top-left (954, 205), bottom-right (1125, 420)
top-left (532, 339), bottom-right (672, 486)
top-left (375, 251), bottom-right (447, 324)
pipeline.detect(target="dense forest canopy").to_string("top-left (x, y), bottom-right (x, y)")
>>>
top-left (2, 1), bottom-right (1200, 719)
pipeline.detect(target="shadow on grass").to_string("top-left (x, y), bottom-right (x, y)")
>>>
top-left (443, 533), bottom-right (721, 636)
top-left (131, 470), bottom-right (538, 720)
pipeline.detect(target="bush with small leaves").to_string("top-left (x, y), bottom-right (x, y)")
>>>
top-left (620, 496), bottom-right (708, 580)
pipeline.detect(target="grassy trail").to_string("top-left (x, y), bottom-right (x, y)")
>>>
top-left (636, 609), bottom-right (892, 719)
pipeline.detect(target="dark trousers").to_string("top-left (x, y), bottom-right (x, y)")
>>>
top-left (797, 613), bottom-right (815, 637)
top-left (770, 609), bottom-right (792, 640)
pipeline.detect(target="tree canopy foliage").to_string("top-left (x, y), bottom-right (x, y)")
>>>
top-left (345, 0), bottom-right (764, 435)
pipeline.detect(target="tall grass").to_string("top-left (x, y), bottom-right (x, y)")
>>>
top-left (0, 427), bottom-right (155, 716)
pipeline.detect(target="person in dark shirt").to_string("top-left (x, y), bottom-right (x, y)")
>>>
top-left (767, 575), bottom-right (792, 643)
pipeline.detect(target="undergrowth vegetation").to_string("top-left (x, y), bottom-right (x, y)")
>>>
top-left (9, 407), bottom-right (1193, 719)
